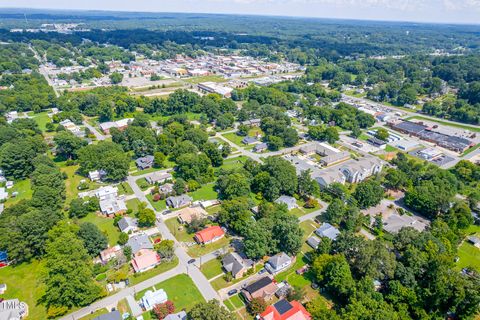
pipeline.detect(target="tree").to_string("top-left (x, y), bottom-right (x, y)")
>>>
top-left (173, 178), bottom-right (187, 195)
top-left (375, 128), bottom-right (390, 141)
top-left (42, 223), bottom-right (103, 313)
top-left (298, 169), bottom-right (320, 198)
top-left (383, 168), bottom-right (409, 190)
top-left (54, 131), bottom-right (87, 159)
top-left (77, 222), bottom-right (108, 257)
top-left (188, 300), bottom-right (236, 320)
top-left (109, 72), bottom-right (123, 84)
top-left (154, 152), bottom-right (166, 168)
top-left (77, 141), bottom-right (130, 181)
top-left (267, 135), bottom-right (284, 151)
top-left (248, 297), bottom-right (267, 315)
top-left (324, 198), bottom-right (346, 225)
top-left (176, 153), bottom-right (213, 184)
top-left (155, 240), bottom-right (175, 260)
top-left (203, 142), bottom-right (224, 167)
top-left (118, 232), bottom-right (129, 245)
top-left (153, 300), bottom-right (175, 320)
top-left (237, 124), bottom-right (249, 136)
top-left (137, 207), bottom-right (156, 227)
top-left (352, 180), bottom-right (384, 209)
top-left (0, 136), bottom-right (47, 179)
top-left (123, 245), bottom-right (132, 260)
top-left (216, 173), bottom-right (251, 200)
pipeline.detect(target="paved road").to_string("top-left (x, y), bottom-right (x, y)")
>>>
top-left (83, 121), bottom-right (107, 141)
top-left (29, 45), bottom-right (60, 98)
top-left (127, 174), bottom-right (221, 301)
top-left (60, 266), bottom-right (183, 320)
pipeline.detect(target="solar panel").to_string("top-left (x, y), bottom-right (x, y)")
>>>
top-left (274, 299), bottom-right (293, 315)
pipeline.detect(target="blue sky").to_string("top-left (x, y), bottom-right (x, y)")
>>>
top-left (1, 0), bottom-right (479, 24)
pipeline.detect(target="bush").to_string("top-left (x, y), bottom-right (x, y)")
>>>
top-left (153, 193), bottom-right (161, 202)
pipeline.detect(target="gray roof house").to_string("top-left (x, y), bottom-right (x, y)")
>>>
top-left (127, 234), bottom-right (153, 255)
top-left (146, 172), bottom-right (172, 185)
top-left (118, 217), bottom-right (138, 233)
top-left (275, 196), bottom-right (298, 211)
top-left (135, 155), bottom-right (155, 170)
top-left (306, 236), bottom-right (321, 249)
top-left (222, 252), bottom-right (253, 279)
top-left (242, 136), bottom-right (257, 145)
top-left (164, 311), bottom-right (187, 320)
top-left (315, 223), bottom-right (340, 240)
top-left (253, 142), bottom-right (268, 153)
top-left (93, 311), bottom-right (122, 320)
top-left (265, 252), bottom-right (293, 274)
top-left (166, 195), bottom-right (193, 209)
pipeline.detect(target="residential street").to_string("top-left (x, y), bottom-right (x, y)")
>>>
top-left (83, 120), bottom-right (107, 141)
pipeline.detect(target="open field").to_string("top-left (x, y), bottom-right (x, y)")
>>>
top-left (134, 274), bottom-right (204, 311)
top-left (200, 258), bottom-right (224, 279)
top-left (80, 213), bottom-right (121, 246)
top-left (456, 225), bottom-right (480, 271)
top-left (0, 260), bottom-right (47, 320)
top-left (189, 183), bottom-right (218, 201)
top-left (3, 179), bottom-right (32, 208)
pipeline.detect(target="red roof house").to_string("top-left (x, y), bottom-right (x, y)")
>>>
top-left (194, 226), bottom-right (225, 244)
top-left (132, 249), bottom-right (161, 273)
top-left (260, 300), bottom-right (311, 320)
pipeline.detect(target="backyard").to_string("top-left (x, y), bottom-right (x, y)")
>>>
top-left (456, 225), bottom-right (480, 271)
top-left (80, 212), bottom-right (121, 246)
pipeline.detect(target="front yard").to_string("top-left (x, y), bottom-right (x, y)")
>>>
top-left (200, 258), bottom-right (224, 280)
top-left (128, 257), bottom-right (179, 285)
top-left (134, 274), bottom-right (205, 311)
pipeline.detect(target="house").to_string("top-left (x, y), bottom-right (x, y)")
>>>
top-left (275, 196), bottom-right (298, 211)
top-left (0, 283), bottom-right (6, 294)
top-left (0, 187), bottom-right (8, 201)
top-left (159, 183), bottom-right (174, 195)
top-left (260, 299), bottom-right (311, 320)
top-left (118, 217), bottom-right (139, 233)
top-left (140, 289), bottom-right (168, 311)
top-left (339, 157), bottom-right (384, 184)
top-left (132, 249), bottom-right (161, 273)
top-left (254, 143), bottom-right (268, 153)
top-left (99, 118), bottom-right (133, 134)
top-left (241, 118), bottom-right (261, 127)
top-left (222, 252), bottom-right (253, 279)
top-left (265, 252), bottom-right (293, 274)
top-left (99, 197), bottom-right (127, 216)
top-left (467, 236), bottom-right (480, 248)
top-left (177, 206), bottom-right (208, 224)
top-left (100, 245), bottom-right (122, 263)
top-left (306, 236), bottom-right (321, 249)
top-left (194, 226), bottom-right (225, 244)
top-left (127, 234), bottom-right (153, 255)
top-left (242, 276), bottom-right (278, 301)
top-left (146, 172), bottom-right (172, 185)
top-left (5, 181), bottom-right (13, 189)
top-left (315, 223), bottom-right (340, 240)
top-left (242, 136), bottom-right (257, 145)
top-left (88, 170), bottom-right (106, 182)
top-left (166, 195), bottom-right (193, 209)
top-left (164, 311), bottom-right (187, 320)
top-left (367, 137), bottom-right (387, 149)
top-left (319, 151), bottom-right (350, 166)
top-left (136, 155), bottom-right (155, 170)
top-left (93, 310), bottom-right (122, 320)
top-left (94, 186), bottom-right (118, 200)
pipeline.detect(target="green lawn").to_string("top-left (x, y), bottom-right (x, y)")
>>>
top-left (275, 253), bottom-right (313, 288)
top-left (188, 236), bottom-right (230, 258)
top-left (31, 111), bottom-right (52, 132)
top-left (131, 167), bottom-right (162, 176)
top-left (223, 132), bottom-right (247, 146)
top-left (80, 308), bottom-right (108, 320)
top-left (385, 145), bottom-right (398, 152)
top-left (224, 295), bottom-right (245, 312)
top-left (184, 75), bottom-right (227, 84)
top-left (4, 179), bottom-right (32, 208)
top-left (200, 258), bottom-right (224, 279)
top-left (134, 274), bottom-right (205, 311)
top-left (146, 194), bottom-right (167, 211)
top-left (80, 213), bottom-right (121, 246)
top-left (0, 260), bottom-right (47, 320)
top-left (189, 183), bottom-right (218, 201)
top-left (126, 198), bottom-right (142, 212)
top-left (136, 178), bottom-right (150, 191)
top-left (118, 182), bottom-right (134, 195)
top-left (456, 225), bottom-right (480, 271)
top-left (462, 143), bottom-right (480, 156)
top-left (219, 156), bottom-right (249, 171)
top-left (61, 165), bottom-right (101, 202)
top-left (165, 218), bottom-right (194, 242)
top-left (211, 264), bottom-right (263, 291)
top-left (405, 115), bottom-right (480, 133)
top-left (128, 257), bottom-right (179, 285)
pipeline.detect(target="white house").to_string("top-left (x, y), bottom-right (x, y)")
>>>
top-left (140, 289), bottom-right (168, 311)
top-left (265, 252), bottom-right (293, 274)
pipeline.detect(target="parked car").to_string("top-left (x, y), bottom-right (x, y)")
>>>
top-left (258, 268), bottom-right (267, 275)
top-left (188, 259), bottom-right (196, 264)
top-left (227, 289), bottom-right (238, 296)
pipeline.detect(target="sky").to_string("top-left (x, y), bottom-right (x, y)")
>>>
top-left (1, 0), bottom-right (480, 24)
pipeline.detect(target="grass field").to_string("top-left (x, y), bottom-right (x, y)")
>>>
top-left (0, 260), bottom-right (47, 320)
top-left (128, 257), bottom-right (179, 285)
top-left (224, 294), bottom-right (245, 311)
top-left (165, 218), bottom-right (194, 242)
top-left (134, 274), bottom-right (205, 310)
top-left (117, 182), bottom-right (134, 195)
top-left (4, 179), bottom-right (32, 207)
top-left (405, 115), bottom-right (480, 133)
top-left (456, 225), bottom-right (480, 271)
top-left (61, 165), bottom-right (101, 202)
top-left (136, 178), bottom-right (150, 191)
top-left (146, 194), bottom-right (167, 211)
top-left (275, 253), bottom-right (313, 289)
top-left (31, 111), bottom-right (52, 132)
top-left (199, 258), bottom-right (224, 279)
top-left (210, 264), bottom-right (263, 291)
top-left (219, 156), bottom-right (249, 171)
top-left (184, 75), bottom-right (227, 84)
top-left (189, 183), bottom-right (218, 201)
top-left (126, 198), bottom-right (142, 212)
top-left (80, 213), bottom-right (121, 246)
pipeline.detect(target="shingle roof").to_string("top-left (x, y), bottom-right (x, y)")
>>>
top-left (315, 223), bottom-right (340, 240)
top-left (127, 234), bottom-right (153, 255)
top-left (268, 252), bottom-right (292, 269)
top-left (244, 276), bottom-right (274, 294)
